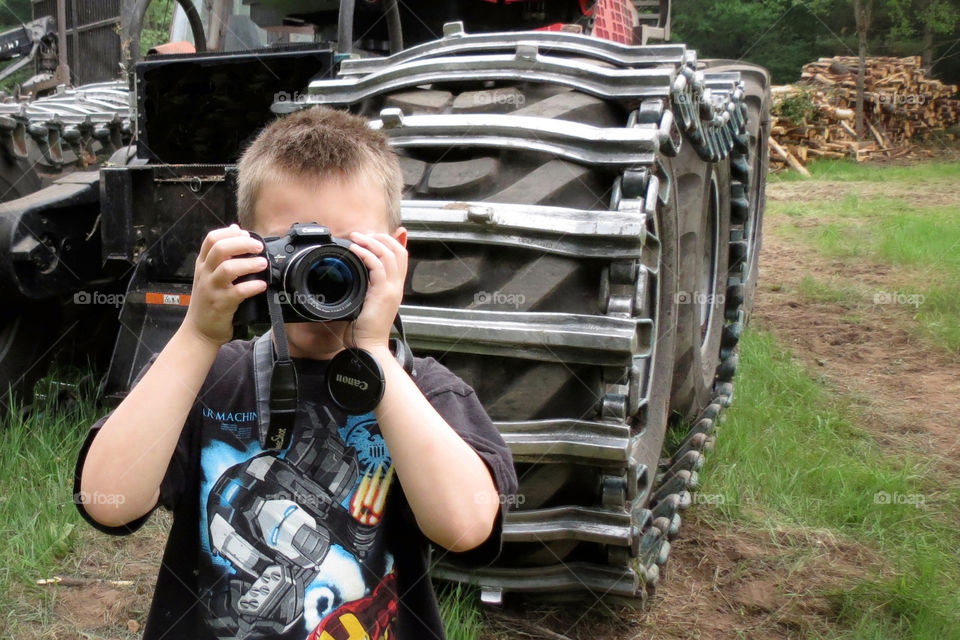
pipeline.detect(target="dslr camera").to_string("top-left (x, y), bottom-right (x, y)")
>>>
top-left (234, 223), bottom-right (368, 324)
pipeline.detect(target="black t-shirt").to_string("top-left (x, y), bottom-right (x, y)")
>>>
top-left (73, 339), bottom-right (517, 640)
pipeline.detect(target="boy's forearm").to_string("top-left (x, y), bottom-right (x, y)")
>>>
top-left (371, 346), bottom-right (501, 552)
top-left (80, 325), bottom-right (220, 527)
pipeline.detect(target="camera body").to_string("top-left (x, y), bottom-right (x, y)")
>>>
top-left (234, 223), bottom-right (368, 325)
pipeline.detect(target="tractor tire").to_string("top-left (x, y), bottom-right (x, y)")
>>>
top-left (0, 151), bottom-right (50, 413)
top-left (668, 147), bottom-right (731, 424)
top-left (361, 83), bottom-right (679, 572)
top-left (702, 61), bottom-right (772, 319)
top-left (0, 303), bottom-right (61, 413)
top-left (309, 30), bottom-right (762, 601)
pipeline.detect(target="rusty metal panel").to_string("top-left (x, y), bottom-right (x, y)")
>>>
top-left (32, 0), bottom-right (122, 85)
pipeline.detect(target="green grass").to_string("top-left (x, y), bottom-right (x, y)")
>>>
top-left (0, 65), bottom-right (34, 95)
top-left (770, 159), bottom-right (960, 183)
top-left (798, 274), bottom-right (863, 306)
top-left (701, 331), bottom-right (960, 639)
top-left (770, 163), bottom-right (960, 352)
top-left (804, 206), bottom-right (960, 274)
top-left (437, 583), bottom-right (484, 640)
top-left (776, 193), bottom-right (918, 223)
top-left (0, 375), bottom-right (104, 633)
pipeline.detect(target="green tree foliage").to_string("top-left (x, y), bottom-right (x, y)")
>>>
top-left (0, 0), bottom-right (37, 93)
top-left (671, 0), bottom-right (960, 84)
top-left (772, 87), bottom-right (819, 122)
top-left (889, 0), bottom-right (960, 70)
top-left (141, 0), bottom-right (176, 55)
top-left (672, 0), bottom-right (840, 83)
top-left (1, 0), bottom-right (31, 23)
top-left (889, 0), bottom-right (959, 42)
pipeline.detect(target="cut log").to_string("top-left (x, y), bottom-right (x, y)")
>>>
top-left (769, 54), bottom-right (960, 170)
top-left (769, 137), bottom-right (811, 176)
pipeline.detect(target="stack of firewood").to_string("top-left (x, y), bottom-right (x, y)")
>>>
top-left (768, 56), bottom-right (959, 174)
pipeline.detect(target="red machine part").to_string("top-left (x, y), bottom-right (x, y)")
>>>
top-left (479, 0), bottom-right (637, 44)
top-left (589, 0), bottom-right (638, 44)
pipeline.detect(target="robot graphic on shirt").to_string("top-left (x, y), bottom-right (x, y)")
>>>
top-left (202, 404), bottom-right (398, 640)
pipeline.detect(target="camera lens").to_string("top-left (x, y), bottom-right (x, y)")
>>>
top-left (305, 256), bottom-right (353, 305)
top-left (283, 243), bottom-right (367, 321)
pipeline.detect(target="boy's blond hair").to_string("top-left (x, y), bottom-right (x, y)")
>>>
top-left (236, 106), bottom-right (402, 231)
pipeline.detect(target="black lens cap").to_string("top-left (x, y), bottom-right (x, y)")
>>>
top-left (326, 348), bottom-right (385, 414)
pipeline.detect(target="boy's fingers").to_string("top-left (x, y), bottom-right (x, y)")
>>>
top-left (204, 235), bottom-right (264, 270)
top-left (378, 232), bottom-right (408, 271)
top-left (231, 278), bottom-right (269, 300)
top-left (378, 232), bottom-right (407, 256)
top-left (349, 244), bottom-right (385, 286)
top-left (352, 233), bottom-right (397, 276)
top-left (198, 225), bottom-right (247, 262)
top-left (211, 256), bottom-right (268, 287)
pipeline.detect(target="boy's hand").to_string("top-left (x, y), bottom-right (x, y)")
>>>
top-left (347, 230), bottom-right (408, 352)
top-left (183, 224), bottom-right (268, 346)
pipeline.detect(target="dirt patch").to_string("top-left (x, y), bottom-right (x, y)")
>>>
top-left (767, 177), bottom-right (960, 207)
top-left (756, 190), bottom-right (960, 464)
top-left (55, 584), bottom-right (130, 630)
top-left (22, 513), bottom-right (171, 640)
top-left (482, 510), bottom-right (875, 640)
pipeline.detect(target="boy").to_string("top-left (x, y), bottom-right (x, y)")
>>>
top-left (74, 106), bottom-right (517, 640)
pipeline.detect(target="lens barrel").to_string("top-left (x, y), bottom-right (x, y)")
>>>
top-left (282, 244), bottom-right (367, 321)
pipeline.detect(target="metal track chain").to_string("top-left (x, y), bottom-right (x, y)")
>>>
top-left (307, 25), bottom-right (756, 604)
top-left (639, 70), bottom-right (753, 598)
top-left (0, 81), bottom-right (132, 168)
top-left (294, 23), bottom-right (759, 604)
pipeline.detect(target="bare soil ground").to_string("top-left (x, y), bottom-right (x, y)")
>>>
top-left (484, 511), bottom-right (881, 640)
top-left (765, 177), bottom-right (960, 208)
top-left (761, 182), bottom-right (960, 464)
top-left (20, 514), bottom-right (169, 640)
top-left (31, 175), bottom-right (959, 639)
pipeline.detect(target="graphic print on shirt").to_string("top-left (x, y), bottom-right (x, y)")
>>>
top-left (199, 404), bottom-right (398, 640)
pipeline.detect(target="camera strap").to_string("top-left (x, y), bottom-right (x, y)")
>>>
top-left (258, 290), bottom-right (299, 451)
top-left (253, 308), bottom-right (415, 451)
top-left (389, 314), bottom-right (415, 377)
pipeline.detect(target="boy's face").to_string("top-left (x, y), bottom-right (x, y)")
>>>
top-left (250, 171), bottom-right (406, 360)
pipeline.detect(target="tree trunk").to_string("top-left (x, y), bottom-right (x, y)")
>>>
top-left (922, 9), bottom-right (936, 73)
top-left (853, 0), bottom-right (873, 141)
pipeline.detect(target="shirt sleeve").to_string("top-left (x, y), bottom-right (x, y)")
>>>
top-left (72, 354), bottom-right (196, 536)
top-left (413, 357), bottom-right (519, 567)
